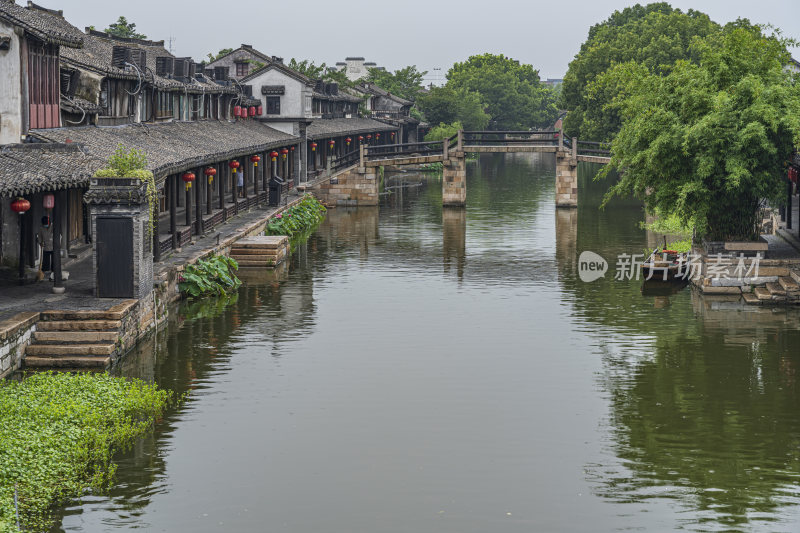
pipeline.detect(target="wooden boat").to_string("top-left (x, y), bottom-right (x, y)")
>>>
top-left (641, 248), bottom-right (688, 281)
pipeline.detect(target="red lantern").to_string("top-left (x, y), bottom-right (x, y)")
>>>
top-left (366, 134), bottom-right (372, 140)
top-left (229, 160), bottom-right (240, 173)
top-left (204, 167), bottom-right (217, 182)
top-left (376, 133), bottom-right (380, 139)
top-left (43, 193), bottom-right (55, 210)
top-left (251, 155), bottom-right (261, 167)
top-left (291, 146), bottom-right (295, 152)
top-left (391, 131), bottom-right (395, 139)
top-left (234, 105), bottom-right (242, 117)
top-left (270, 150), bottom-right (279, 162)
top-left (281, 148), bottom-right (289, 160)
top-left (358, 136), bottom-right (364, 142)
top-left (249, 106), bottom-right (256, 117)
top-left (257, 105), bottom-right (263, 115)
top-left (346, 137), bottom-right (352, 146)
top-left (10, 197), bottom-right (30, 215)
top-left (328, 139), bottom-right (335, 147)
top-left (182, 171), bottom-right (196, 190)
top-left (311, 142), bottom-right (317, 152)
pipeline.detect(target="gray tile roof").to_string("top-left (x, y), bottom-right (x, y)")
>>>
top-left (307, 118), bottom-right (397, 139)
top-left (60, 95), bottom-right (102, 115)
top-left (62, 30), bottom-right (235, 94)
top-left (0, 1), bottom-right (83, 48)
top-left (0, 143), bottom-right (100, 196)
top-left (30, 120), bottom-right (299, 182)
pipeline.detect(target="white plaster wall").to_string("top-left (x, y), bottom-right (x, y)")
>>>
top-left (0, 21), bottom-right (22, 144)
top-left (248, 68), bottom-right (308, 118)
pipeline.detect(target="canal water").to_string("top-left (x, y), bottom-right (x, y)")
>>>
top-left (57, 154), bottom-right (800, 532)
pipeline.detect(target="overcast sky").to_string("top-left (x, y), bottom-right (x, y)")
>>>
top-left (50, 0), bottom-right (800, 82)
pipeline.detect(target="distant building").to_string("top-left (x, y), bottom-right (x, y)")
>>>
top-left (544, 78), bottom-right (563, 87)
top-left (336, 57), bottom-right (383, 82)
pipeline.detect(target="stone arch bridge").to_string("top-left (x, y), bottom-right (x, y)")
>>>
top-left (313, 130), bottom-right (610, 207)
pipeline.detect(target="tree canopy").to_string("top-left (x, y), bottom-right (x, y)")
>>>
top-left (446, 53), bottom-right (558, 130)
top-left (602, 25), bottom-right (800, 241)
top-left (104, 16), bottom-right (147, 40)
top-left (417, 86), bottom-right (489, 131)
top-left (366, 66), bottom-right (427, 101)
top-left (288, 58), bottom-right (328, 79)
top-left (561, 3), bottom-right (719, 141)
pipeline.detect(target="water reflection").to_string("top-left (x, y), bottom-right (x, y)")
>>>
top-left (54, 152), bottom-right (800, 532)
top-left (592, 295), bottom-right (800, 531)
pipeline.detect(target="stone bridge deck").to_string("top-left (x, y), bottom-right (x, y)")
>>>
top-left (323, 130), bottom-right (611, 207)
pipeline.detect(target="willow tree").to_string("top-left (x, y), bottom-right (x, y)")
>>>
top-left (602, 25), bottom-right (800, 241)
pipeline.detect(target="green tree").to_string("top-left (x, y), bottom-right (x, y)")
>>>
top-left (288, 58), bottom-right (328, 79)
top-left (206, 48), bottom-right (233, 62)
top-left (104, 16), bottom-right (146, 39)
top-left (446, 53), bottom-right (557, 130)
top-left (561, 3), bottom-right (719, 141)
top-left (602, 25), bottom-right (800, 241)
top-left (425, 121), bottom-right (462, 142)
top-left (418, 86), bottom-right (489, 131)
top-left (366, 65), bottom-right (427, 101)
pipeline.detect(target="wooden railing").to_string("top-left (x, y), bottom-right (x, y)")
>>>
top-left (330, 148), bottom-right (361, 173)
top-left (367, 140), bottom-right (445, 159)
top-left (328, 129), bottom-right (610, 169)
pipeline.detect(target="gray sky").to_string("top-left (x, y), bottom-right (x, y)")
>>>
top-left (51, 0), bottom-right (800, 81)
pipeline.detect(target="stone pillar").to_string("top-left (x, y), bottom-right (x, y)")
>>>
top-left (84, 177), bottom-right (153, 299)
top-left (555, 208), bottom-right (578, 278)
top-left (442, 154), bottom-right (466, 207)
top-left (555, 150), bottom-right (578, 208)
top-left (170, 175), bottom-right (178, 249)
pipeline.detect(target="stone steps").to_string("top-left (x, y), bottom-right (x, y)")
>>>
top-left (778, 276), bottom-right (800, 292)
top-left (23, 304), bottom-right (132, 370)
top-left (26, 343), bottom-right (115, 357)
top-left (33, 331), bottom-right (118, 344)
top-left (36, 320), bottom-right (121, 331)
top-left (742, 292), bottom-right (761, 305)
top-left (24, 356), bottom-right (111, 369)
top-left (228, 236), bottom-right (289, 268)
top-left (765, 282), bottom-right (786, 297)
top-left (754, 287), bottom-right (772, 301)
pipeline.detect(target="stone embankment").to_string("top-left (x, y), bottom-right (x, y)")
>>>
top-left (0, 196), bottom-right (303, 378)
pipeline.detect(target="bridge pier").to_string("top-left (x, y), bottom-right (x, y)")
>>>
top-left (555, 139), bottom-right (578, 208)
top-left (442, 154), bottom-right (466, 207)
top-left (312, 165), bottom-right (379, 207)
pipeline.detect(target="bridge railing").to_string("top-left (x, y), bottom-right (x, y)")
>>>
top-left (330, 148), bottom-right (361, 173)
top-left (366, 140), bottom-right (445, 159)
top-left (576, 140), bottom-right (611, 157)
top-left (462, 130), bottom-right (561, 146)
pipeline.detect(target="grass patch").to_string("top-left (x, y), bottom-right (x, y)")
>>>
top-left (0, 373), bottom-right (171, 532)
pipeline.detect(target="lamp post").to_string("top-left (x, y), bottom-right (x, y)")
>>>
top-left (11, 197), bottom-right (30, 285)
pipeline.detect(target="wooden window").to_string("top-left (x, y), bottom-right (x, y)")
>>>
top-left (266, 96), bottom-right (280, 115)
top-left (236, 62), bottom-right (249, 77)
top-left (27, 42), bottom-right (60, 129)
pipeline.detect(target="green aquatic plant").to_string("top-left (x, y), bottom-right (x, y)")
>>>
top-left (266, 195), bottom-right (326, 238)
top-left (0, 372), bottom-right (171, 532)
top-left (179, 254), bottom-right (241, 298)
